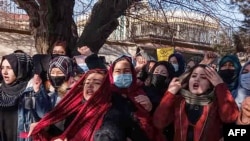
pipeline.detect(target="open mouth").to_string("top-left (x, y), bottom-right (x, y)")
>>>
top-left (3, 76), bottom-right (9, 80)
top-left (193, 83), bottom-right (199, 90)
top-left (86, 89), bottom-right (94, 94)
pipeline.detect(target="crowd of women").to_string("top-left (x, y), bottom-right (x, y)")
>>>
top-left (0, 41), bottom-right (250, 141)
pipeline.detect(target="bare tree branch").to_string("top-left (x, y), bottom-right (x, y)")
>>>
top-left (77, 0), bottom-right (137, 53)
top-left (14, 0), bottom-right (40, 28)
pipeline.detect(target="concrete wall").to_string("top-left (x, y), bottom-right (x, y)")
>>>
top-left (0, 32), bottom-right (139, 64)
top-left (99, 43), bottom-right (137, 64)
top-left (0, 32), bottom-right (37, 59)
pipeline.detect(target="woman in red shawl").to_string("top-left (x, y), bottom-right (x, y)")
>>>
top-left (29, 69), bottom-right (112, 141)
top-left (153, 64), bottom-right (239, 141)
top-left (103, 55), bottom-right (156, 141)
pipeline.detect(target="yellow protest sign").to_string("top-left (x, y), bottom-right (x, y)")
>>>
top-left (157, 47), bottom-right (174, 61)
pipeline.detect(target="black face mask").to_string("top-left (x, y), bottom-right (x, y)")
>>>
top-left (151, 74), bottom-right (168, 88)
top-left (218, 69), bottom-right (236, 84)
top-left (50, 76), bottom-right (66, 88)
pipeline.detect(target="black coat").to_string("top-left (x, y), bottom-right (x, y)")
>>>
top-left (143, 85), bottom-right (166, 115)
top-left (94, 94), bottom-right (149, 141)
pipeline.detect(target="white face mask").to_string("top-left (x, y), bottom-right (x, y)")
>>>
top-left (172, 64), bottom-right (179, 72)
top-left (241, 73), bottom-right (250, 90)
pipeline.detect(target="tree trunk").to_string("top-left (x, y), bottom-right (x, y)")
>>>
top-left (34, 1), bottom-right (49, 54)
top-left (35, 32), bottom-right (49, 54)
top-left (47, 0), bottom-right (78, 56)
top-left (77, 0), bottom-right (137, 54)
top-left (14, 0), bottom-right (77, 56)
top-left (14, 0), bottom-right (137, 55)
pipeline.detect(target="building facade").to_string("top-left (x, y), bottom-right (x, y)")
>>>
top-left (75, 1), bottom-right (233, 62)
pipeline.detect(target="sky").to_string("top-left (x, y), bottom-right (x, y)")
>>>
top-left (0, 0), bottom-right (245, 32)
top-left (214, 0), bottom-right (245, 29)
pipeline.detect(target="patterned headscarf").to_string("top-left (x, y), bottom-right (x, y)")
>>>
top-left (31, 69), bottom-right (111, 141)
top-left (0, 53), bottom-right (33, 107)
top-left (48, 56), bottom-right (73, 80)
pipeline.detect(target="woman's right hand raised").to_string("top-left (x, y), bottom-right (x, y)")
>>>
top-left (167, 77), bottom-right (182, 95)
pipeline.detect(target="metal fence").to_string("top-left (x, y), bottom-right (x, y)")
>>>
top-left (0, 0), bottom-right (29, 32)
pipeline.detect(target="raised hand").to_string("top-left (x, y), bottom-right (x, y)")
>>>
top-left (204, 66), bottom-right (223, 86)
top-left (135, 56), bottom-right (147, 72)
top-left (28, 122), bottom-right (38, 137)
top-left (167, 77), bottom-right (182, 95)
top-left (241, 97), bottom-right (250, 124)
top-left (33, 74), bottom-right (42, 93)
top-left (200, 51), bottom-right (217, 65)
top-left (135, 95), bottom-right (152, 112)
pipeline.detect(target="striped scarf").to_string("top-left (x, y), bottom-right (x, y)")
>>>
top-left (180, 89), bottom-right (214, 106)
top-left (0, 53), bottom-right (33, 107)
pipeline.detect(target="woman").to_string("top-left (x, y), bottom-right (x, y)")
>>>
top-left (153, 64), bottom-right (239, 141)
top-left (52, 41), bottom-right (68, 56)
top-left (31, 68), bottom-right (156, 141)
top-left (30, 69), bottom-right (112, 141)
top-left (143, 61), bottom-right (175, 113)
top-left (143, 61), bottom-right (175, 141)
top-left (218, 55), bottom-right (241, 92)
top-left (107, 55), bottom-right (155, 141)
top-left (0, 53), bottom-right (51, 141)
top-left (32, 41), bottom-right (68, 89)
top-left (232, 61), bottom-right (250, 125)
top-left (233, 61), bottom-right (250, 108)
top-left (47, 56), bottom-right (74, 107)
top-left (168, 53), bottom-right (185, 77)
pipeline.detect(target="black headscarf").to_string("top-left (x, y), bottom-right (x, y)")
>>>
top-left (168, 53), bottom-right (185, 77)
top-left (0, 53), bottom-right (33, 107)
top-left (218, 55), bottom-right (241, 91)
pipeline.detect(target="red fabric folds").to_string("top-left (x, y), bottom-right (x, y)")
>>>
top-left (31, 69), bottom-right (112, 141)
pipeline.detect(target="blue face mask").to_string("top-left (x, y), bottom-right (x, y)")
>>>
top-left (78, 63), bottom-right (89, 73)
top-left (241, 72), bottom-right (250, 90)
top-left (113, 74), bottom-right (133, 88)
top-left (172, 63), bottom-right (179, 72)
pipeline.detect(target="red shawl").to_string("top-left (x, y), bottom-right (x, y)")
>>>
top-left (108, 56), bottom-right (155, 140)
top-left (31, 69), bottom-right (112, 141)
